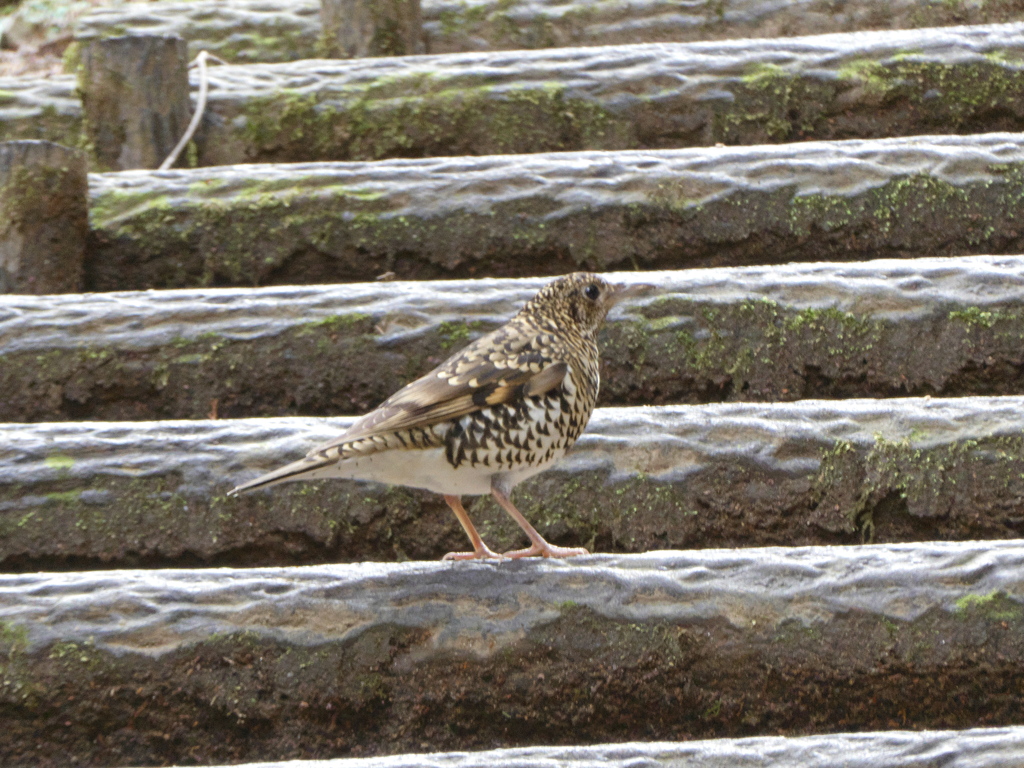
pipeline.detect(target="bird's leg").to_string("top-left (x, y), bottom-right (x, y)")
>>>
top-left (490, 484), bottom-right (589, 559)
top-left (441, 495), bottom-right (506, 561)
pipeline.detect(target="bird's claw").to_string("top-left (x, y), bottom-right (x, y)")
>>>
top-left (442, 546), bottom-right (507, 561)
top-left (503, 543), bottom-right (590, 559)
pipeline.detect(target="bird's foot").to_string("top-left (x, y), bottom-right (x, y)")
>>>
top-left (442, 544), bottom-right (507, 561)
top-left (503, 542), bottom-right (590, 559)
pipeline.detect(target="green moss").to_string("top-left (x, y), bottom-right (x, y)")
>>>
top-left (0, 621), bottom-right (28, 655)
top-left (948, 306), bottom-right (1011, 330)
top-left (702, 700), bottom-right (723, 719)
top-left (788, 193), bottom-right (857, 235)
top-left (716, 62), bottom-right (825, 141)
top-left (61, 41), bottom-right (82, 73)
top-left (840, 56), bottom-right (1024, 128)
top-left (437, 320), bottom-right (489, 351)
top-left (953, 591), bottom-right (1023, 621)
top-left (298, 312), bottom-right (373, 335)
top-left (44, 455), bottom-right (75, 471)
top-left (783, 166), bottom-right (1024, 252)
top-left (837, 59), bottom-right (896, 98)
top-left (45, 490), bottom-right (83, 504)
top-left (498, 468), bottom-right (697, 553)
top-left (48, 640), bottom-right (102, 668)
top-left (88, 188), bottom-right (171, 225)
top-left (0, 620), bottom-right (32, 701)
top-left (211, 28), bottom-right (316, 62)
top-left (716, 55), bottom-right (1024, 144)
top-left (740, 63), bottom-right (787, 85)
top-left (812, 434), bottom-right (1024, 540)
top-left (654, 298), bottom-right (880, 385)
top-left (237, 77), bottom-right (628, 163)
top-left (89, 151), bottom-right (1024, 291)
top-left (602, 319), bottom-right (651, 371)
top-left (814, 439), bottom-right (857, 491)
top-left (893, 58), bottom-right (1024, 125)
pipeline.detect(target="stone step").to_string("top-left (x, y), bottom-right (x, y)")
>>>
top-left (75, 0), bottom-right (324, 65)
top-left (0, 75), bottom-right (82, 146)
top-left (179, 23), bottom-right (1024, 165)
top-left (2, 543), bottom-right (1024, 764)
top-left (6, 24), bottom-right (1024, 162)
top-left (72, 0), bottom-right (1024, 62)
top-left (87, 134), bottom-right (1024, 290)
top-left (5, 396), bottom-right (1024, 568)
top-left (6, 258), bottom-right (1024, 423)
top-left (134, 731), bottom-right (1024, 768)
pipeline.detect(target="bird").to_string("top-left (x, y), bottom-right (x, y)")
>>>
top-left (229, 273), bottom-right (650, 560)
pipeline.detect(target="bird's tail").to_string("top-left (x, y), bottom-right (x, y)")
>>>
top-left (227, 453), bottom-right (337, 496)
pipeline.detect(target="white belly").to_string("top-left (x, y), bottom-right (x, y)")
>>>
top-left (303, 444), bottom-right (566, 497)
top-left (315, 447), bottom-right (493, 496)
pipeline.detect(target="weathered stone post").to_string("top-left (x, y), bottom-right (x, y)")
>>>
top-left (0, 140), bottom-right (88, 294)
top-left (79, 34), bottom-right (191, 170)
top-left (320, 0), bottom-right (423, 57)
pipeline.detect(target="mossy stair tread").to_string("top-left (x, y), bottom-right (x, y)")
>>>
top-left (3, 543), bottom-right (1024, 757)
top-left (73, 0), bottom-right (1024, 60)
top-left (99, 730), bottom-right (1024, 768)
top-left (86, 134), bottom-right (1024, 289)
top-left (16, 257), bottom-right (1024, 354)
top-left (0, 75), bottom-right (81, 146)
top-left (9, 22), bottom-right (1024, 157)
top-left (5, 396), bottom-right (1024, 565)
top-left (1, 540), bottom-right (1022, 650)
top-left (8, 257), bottom-right (1024, 422)
top-left (193, 21), bottom-right (1024, 164)
top-left (75, 0), bottom-right (323, 64)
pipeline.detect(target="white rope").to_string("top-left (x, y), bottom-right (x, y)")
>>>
top-left (158, 50), bottom-right (225, 171)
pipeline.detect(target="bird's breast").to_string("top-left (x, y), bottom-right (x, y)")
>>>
top-left (443, 365), bottom-right (596, 475)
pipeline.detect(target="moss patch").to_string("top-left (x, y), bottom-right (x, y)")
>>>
top-left (232, 80), bottom-right (631, 164)
top-left (714, 57), bottom-right (1024, 144)
top-left (811, 434), bottom-right (1024, 539)
top-left (9, 422), bottom-right (1024, 571)
top-left (88, 156), bottom-right (1024, 290)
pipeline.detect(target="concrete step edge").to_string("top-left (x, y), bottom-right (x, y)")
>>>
top-left (5, 395), bottom-right (1024, 566)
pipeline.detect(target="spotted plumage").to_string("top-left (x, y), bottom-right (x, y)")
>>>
top-left (229, 272), bottom-right (650, 560)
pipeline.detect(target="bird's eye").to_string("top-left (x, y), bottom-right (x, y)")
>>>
top-left (584, 284), bottom-right (600, 301)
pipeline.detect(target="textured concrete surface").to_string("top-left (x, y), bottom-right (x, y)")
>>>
top-left (420, 0), bottom-right (1024, 53)
top-left (3, 544), bottom-right (1024, 764)
top-left (9, 24), bottom-right (1024, 163)
top-left (75, 0), bottom-right (323, 64)
top-left (2, 542), bottom-right (1022, 655)
top-left (73, 0), bottom-right (1024, 59)
top-left (7, 258), bottom-right (1024, 423)
top-left (4, 396), bottom-right (1024, 567)
top-left (192, 23), bottom-right (1024, 164)
top-left (126, 729), bottom-right (1024, 768)
top-left (87, 135), bottom-right (1024, 289)
top-left (0, 74), bottom-right (81, 146)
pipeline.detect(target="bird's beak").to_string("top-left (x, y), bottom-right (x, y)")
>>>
top-left (608, 281), bottom-right (656, 305)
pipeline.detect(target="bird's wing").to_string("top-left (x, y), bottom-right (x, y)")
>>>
top-left (309, 325), bottom-right (567, 458)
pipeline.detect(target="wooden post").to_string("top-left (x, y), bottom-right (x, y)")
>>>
top-left (0, 141), bottom-right (88, 295)
top-left (320, 0), bottom-right (423, 58)
top-left (79, 34), bottom-right (191, 170)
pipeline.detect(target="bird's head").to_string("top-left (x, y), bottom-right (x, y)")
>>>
top-left (522, 273), bottom-right (653, 337)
